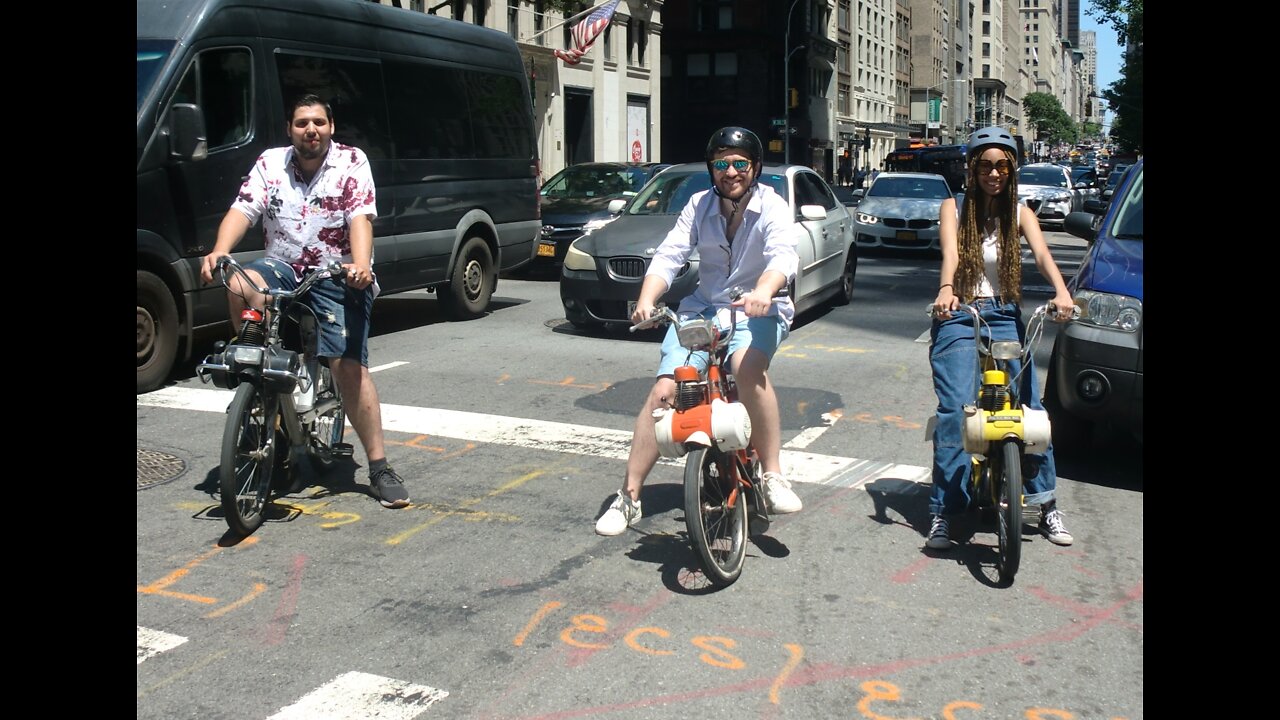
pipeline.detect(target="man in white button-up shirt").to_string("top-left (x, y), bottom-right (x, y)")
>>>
top-left (596, 127), bottom-right (805, 536)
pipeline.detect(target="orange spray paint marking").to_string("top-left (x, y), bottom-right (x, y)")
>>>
top-left (496, 373), bottom-right (511, 384)
top-left (205, 582), bottom-right (267, 618)
top-left (513, 601), bottom-right (563, 647)
top-left (624, 628), bottom-right (674, 656)
top-left (856, 680), bottom-right (921, 720)
top-left (561, 614), bottom-right (609, 649)
top-left (692, 636), bottom-right (744, 670)
top-left (137, 537), bottom-right (260, 604)
top-left (942, 700), bottom-right (983, 719)
top-left (386, 469), bottom-right (545, 545)
top-left (768, 643), bottom-right (804, 704)
top-left (1026, 709), bottom-right (1074, 720)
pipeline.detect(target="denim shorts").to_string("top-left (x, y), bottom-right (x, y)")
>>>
top-left (656, 310), bottom-right (788, 377)
top-left (245, 258), bottom-right (372, 366)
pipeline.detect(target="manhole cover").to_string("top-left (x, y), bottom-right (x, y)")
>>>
top-left (138, 449), bottom-right (187, 490)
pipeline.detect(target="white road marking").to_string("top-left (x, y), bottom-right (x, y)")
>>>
top-left (267, 671), bottom-right (447, 719)
top-left (138, 387), bottom-right (929, 487)
top-left (783, 411), bottom-right (844, 450)
top-left (369, 360), bottom-right (409, 373)
top-left (137, 626), bottom-right (187, 665)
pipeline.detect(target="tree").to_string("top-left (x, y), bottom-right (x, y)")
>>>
top-left (1023, 92), bottom-right (1077, 145)
top-left (1089, 0), bottom-right (1143, 153)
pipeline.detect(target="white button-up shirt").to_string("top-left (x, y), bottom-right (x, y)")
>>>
top-left (232, 142), bottom-right (378, 278)
top-left (645, 182), bottom-right (801, 326)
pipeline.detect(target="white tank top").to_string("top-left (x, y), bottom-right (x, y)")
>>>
top-left (959, 203), bottom-right (1021, 299)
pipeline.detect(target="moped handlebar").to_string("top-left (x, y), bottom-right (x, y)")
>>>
top-left (215, 256), bottom-right (348, 302)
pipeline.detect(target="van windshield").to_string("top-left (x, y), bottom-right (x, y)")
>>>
top-left (138, 39), bottom-right (175, 114)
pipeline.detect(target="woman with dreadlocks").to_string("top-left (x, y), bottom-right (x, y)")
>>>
top-left (925, 127), bottom-right (1077, 552)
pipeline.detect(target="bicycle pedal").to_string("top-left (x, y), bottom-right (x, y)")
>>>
top-left (332, 442), bottom-right (355, 458)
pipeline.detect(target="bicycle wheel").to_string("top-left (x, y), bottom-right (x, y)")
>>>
top-left (684, 447), bottom-right (748, 587)
top-left (308, 362), bottom-right (346, 472)
top-left (220, 384), bottom-right (279, 536)
top-left (996, 438), bottom-right (1023, 582)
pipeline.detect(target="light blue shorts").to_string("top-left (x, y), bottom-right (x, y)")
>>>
top-left (656, 310), bottom-right (789, 377)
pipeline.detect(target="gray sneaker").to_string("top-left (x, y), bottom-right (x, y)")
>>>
top-left (370, 466), bottom-right (410, 508)
top-left (926, 514), bottom-right (952, 550)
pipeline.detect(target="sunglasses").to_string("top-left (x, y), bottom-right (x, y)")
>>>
top-left (711, 159), bottom-right (752, 172)
top-left (976, 160), bottom-right (1013, 176)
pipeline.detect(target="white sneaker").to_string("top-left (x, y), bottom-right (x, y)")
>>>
top-left (595, 490), bottom-right (642, 536)
top-left (761, 472), bottom-right (802, 514)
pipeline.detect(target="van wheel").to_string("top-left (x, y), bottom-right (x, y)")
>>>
top-left (439, 236), bottom-right (494, 320)
top-left (138, 270), bottom-right (178, 393)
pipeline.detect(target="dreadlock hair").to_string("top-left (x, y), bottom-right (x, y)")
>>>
top-left (954, 147), bottom-right (1022, 305)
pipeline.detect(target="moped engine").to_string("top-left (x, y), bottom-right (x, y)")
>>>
top-left (653, 398), bottom-right (752, 458)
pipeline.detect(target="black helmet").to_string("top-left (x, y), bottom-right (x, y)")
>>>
top-left (705, 126), bottom-right (763, 180)
top-left (967, 126), bottom-right (1018, 160)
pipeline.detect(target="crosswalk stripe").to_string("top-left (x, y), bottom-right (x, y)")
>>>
top-left (137, 625), bottom-right (187, 665)
top-left (138, 386), bottom-right (929, 488)
top-left (267, 671), bottom-right (447, 719)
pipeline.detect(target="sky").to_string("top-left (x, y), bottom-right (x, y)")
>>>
top-left (1081, 11), bottom-right (1123, 97)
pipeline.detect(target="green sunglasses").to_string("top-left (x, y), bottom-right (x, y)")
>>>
top-left (711, 159), bottom-right (752, 172)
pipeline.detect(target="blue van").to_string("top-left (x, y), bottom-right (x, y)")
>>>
top-left (137, 0), bottom-right (541, 392)
top-left (1048, 158), bottom-right (1144, 445)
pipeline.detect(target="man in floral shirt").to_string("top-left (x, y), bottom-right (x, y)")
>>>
top-left (200, 94), bottom-right (409, 509)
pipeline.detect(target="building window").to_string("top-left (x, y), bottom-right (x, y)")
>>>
top-left (628, 18), bottom-right (649, 66)
top-left (687, 52), bottom-right (737, 101)
top-left (982, 64), bottom-right (990, 78)
top-left (839, 40), bottom-right (850, 73)
top-left (982, 0), bottom-right (990, 11)
top-left (982, 42), bottom-right (990, 57)
top-left (839, 0), bottom-right (850, 30)
top-left (507, 0), bottom-right (518, 38)
top-left (411, 0), bottom-right (424, 11)
top-left (603, 22), bottom-right (613, 60)
top-left (839, 82), bottom-right (850, 114)
top-left (695, 0), bottom-right (733, 30)
top-left (534, 0), bottom-right (545, 46)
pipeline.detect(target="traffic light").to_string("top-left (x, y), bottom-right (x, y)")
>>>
top-left (863, 131), bottom-right (871, 150)
top-left (789, 88), bottom-right (799, 109)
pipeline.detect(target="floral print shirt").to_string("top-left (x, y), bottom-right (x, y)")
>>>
top-left (231, 142), bottom-right (377, 279)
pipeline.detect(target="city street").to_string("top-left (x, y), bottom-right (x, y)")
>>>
top-left (137, 230), bottom-right (1142, 720)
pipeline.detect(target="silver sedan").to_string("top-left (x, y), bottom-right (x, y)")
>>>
top-left (852, 172), bottom-right (953, 252)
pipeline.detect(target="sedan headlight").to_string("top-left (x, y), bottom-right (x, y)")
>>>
top-left (1048, 191), bottom-right (1072, 202)
top-left (856, 212), bottom-right (879, 224)
top-left (1074, 290), bottom-right (1141, 332)
top-left (563, 240), bottom-right (596, 271)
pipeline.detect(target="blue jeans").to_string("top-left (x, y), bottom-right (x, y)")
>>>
top-left (929, 298), bottom-right (1057, 516)
top-left (246, 258), bottom-right (373, 366)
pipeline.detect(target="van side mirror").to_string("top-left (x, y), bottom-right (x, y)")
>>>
top-left (1082, 199), bottom-right (1107, 215)
top-left (169, 103), bottom-right (208, 161)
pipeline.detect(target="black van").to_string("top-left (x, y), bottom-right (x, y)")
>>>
top-left (137, 0), bottom-right (540, 392)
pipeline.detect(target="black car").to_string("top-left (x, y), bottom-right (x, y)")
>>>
top-left (535, 162), bottom-right (671, 265)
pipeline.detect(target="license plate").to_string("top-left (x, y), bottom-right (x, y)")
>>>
top-left (626, 300), bottom-right (664, 320)
top-left (537, 242), bottom-right (556, 258)
top-left (895, 230), bottom-right (916, 241)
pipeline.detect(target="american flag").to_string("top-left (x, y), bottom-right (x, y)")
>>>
top-left (554, 0), bottom-right (620, 65)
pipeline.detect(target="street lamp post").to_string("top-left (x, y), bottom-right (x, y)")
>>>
top-left (783, 0), bottom-right (803, 165)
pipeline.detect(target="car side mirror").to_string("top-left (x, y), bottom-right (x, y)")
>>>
top-left (799, 204), bottom-right (828, 221)
top-left (1064, 211), bottom-right (1098, 243)
top-left (1082, 199), bottom-right (1107, 215)
top-left (607, 198), bottom-right (627, 214)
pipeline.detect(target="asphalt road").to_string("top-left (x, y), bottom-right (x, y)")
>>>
top-left (137, 230), bottom-right (1142, 720)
